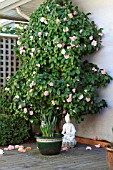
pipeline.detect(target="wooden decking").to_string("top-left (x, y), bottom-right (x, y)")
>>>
top-left (0, 142), bottom-right (108, 170)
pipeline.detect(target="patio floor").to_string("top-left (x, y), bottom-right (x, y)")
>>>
top-left (0, 142), bottom-right (108, 170)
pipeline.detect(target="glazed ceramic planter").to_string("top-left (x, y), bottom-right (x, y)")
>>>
top-left (105, 144), bottom-right (113, 170)
top-left (35, 134), bottom-right (62, 155)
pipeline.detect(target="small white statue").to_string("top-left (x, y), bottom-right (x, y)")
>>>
top-left (62, 113), bottom-right (76, 148)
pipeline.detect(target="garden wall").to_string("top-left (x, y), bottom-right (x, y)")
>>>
top-left (72, 0), bottom-right (113, 142)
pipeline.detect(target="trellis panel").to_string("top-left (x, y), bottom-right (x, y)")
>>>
top-left (0, 33), bottom-right (20, 91)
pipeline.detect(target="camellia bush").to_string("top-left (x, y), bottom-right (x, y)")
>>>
top-left (0, 0), bottom-right (112, 124)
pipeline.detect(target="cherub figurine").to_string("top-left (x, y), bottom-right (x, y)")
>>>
top-left (62, 113), bottom-right (76, 147)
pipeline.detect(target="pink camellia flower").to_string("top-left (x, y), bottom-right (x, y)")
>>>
top-left (73, 11), bottom-right (77, 15)
top-left (20, 46), bottom-right (24, 50)
top-left (29, 110), bottom-right (33, 115)
top-left (33, 82), bottom-right (36, 86)
top-left (24, 108), bottom-right (27, 113)
top-left (68, 13), bottom-right (73, 18)
top-left (20, 46), bottom-right (25, 54)
top-left (70, 43), bottom-right (75, 47)
top-left (49, 82), bottom-right (54, 86)
top-left (51, 100), bottom-right (55, 105)
top-left (61, 49), bottom-right (66, 54)
top-left (98, 32), bottom-right (103, 36)
top-left (94, 24), bottom-right (97, 28)
top-left (36, 64), bottom-right (40, 68)
top-left (44, 20), bottom-right (48, 24)
top-left (32, 48), bottom-right (35, 52)
top-left (92, 67), bottom-right (97, 72)
top-left (37, 50), bottom-right (41, 53)
top-left (56, 19), bottom-right (60, 24)
top-left (30, 89), bottom-right (34, 93)
top-left (86, 98), bottom-right (91, 102)
top-left (91, 40), bottom-right (97, 46)
top-left (101, 69), bottom-right (106, 74)
top-left (79, 29), bottom-right (83, 34)
top-left (57, 44), bottom-right (62, 48)
top-left (38, 32), bottom-right (42, 37)
top-left (44, 91), bottom-right (49, 96)
top-left (30, 81), bottom-right (36, 88)
top-left (67, 46), bottom-right (72, 50)
top-left (30, 52), bottom-right (33, 57)
top-left (30, 83), bottom-right (33, 88)
top-left (6, 75), bottom-right (10, 81)
top-left (63, 17), bottom-right (68, 22)
top-left (69, 94), bottom-right (72, 98)
top-left (89, 36), bottom-right (93, 40)
top-left (63, 110), bottom-right (66, 114)
top-left (40, 17), bottom-right (46, 22)
top-left (63, 27), bottom-right (69, 32)
top-left (78, 94), bottom-right (84, 100)
top-left (64, 54), bottom-right (69, 59)
top-left (70, 36), bottom-right (77, 41)
top-left (18, 105), bottom-right (22, 109)
top-left (62, 43), bottom-right (65, 47)
top-left (72, 88), bottom-right (76, 93)
top-left (67, 84), bottom-right (70, 87)
top-left (84, 89), bottom-right (87, 93)
top-left (17, 40), bottom-right (21, 45)
top-left (67, 97), bottom-right (72, 102)
top-left (45, 32), bottom-right (48, 36)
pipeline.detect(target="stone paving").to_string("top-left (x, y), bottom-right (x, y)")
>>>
top-left (0, 142), bottom-right (108, 170)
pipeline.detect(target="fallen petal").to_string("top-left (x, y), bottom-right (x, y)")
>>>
top-left (62, 147), bottom-right (68, 151)
top-left (0, 149), bottom-right (4, 154)
top-left (86, 146), bottom-right (92, 150)
top-left (15, 145), bottom-right (20, 149)
top-left (4, 148), bottom-right (9, 151)
top-left (26, 147), bottom-right (31, 151)
top-left (95, 144), bottom-right (100, 148)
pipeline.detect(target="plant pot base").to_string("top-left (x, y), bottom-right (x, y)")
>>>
top-left (36, 136), bottom-right (62, 155)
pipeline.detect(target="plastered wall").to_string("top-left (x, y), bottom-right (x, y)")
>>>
top-left (71, 0), bottom-right (113, 142)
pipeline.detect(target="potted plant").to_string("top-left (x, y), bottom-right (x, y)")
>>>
top-left (35, 113), bottom-right (62, 155)
top-left (105, 128), bottom-right (113, 170)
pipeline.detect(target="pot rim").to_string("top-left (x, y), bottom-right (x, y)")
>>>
top-left (35, 133), bottom-right (62, 139)
top-left (105, 144), bottom-right (113, 152)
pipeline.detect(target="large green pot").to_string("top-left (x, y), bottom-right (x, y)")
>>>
top-left (35, 134), bottom-right (62, 155)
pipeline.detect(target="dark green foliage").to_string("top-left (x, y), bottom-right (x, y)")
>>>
top-left (0, 0), bottom-right (112, 124)
top-left (0, 114), bottom-right (30, 146)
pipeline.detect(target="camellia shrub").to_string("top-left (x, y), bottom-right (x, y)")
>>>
top-left (0, 0), bottom-right (112, 124)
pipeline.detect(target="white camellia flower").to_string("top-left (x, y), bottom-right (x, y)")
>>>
top-left (61, 49), bottom-right (66, 54)
top-left (15, 95), bottom-right (19, 99)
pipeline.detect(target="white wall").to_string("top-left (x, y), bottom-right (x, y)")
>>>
top-left (72, 0), bottom-right (113, 142)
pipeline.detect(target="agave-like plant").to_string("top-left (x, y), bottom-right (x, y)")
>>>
top-left (40, 113), bottom-right (57, 137)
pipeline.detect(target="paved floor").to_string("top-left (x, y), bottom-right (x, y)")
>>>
top-left (0, 142), bottom-right (108, 170)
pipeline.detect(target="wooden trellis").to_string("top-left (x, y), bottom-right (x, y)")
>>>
top-left (0, 33), bottom-right (20, 91)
